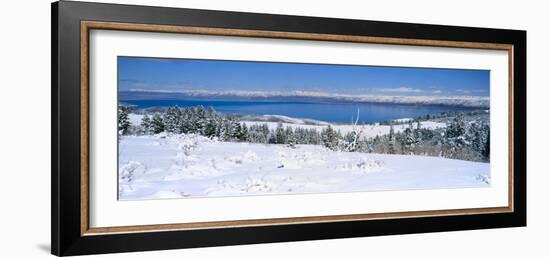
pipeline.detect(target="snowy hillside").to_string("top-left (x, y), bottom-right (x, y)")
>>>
top-left (239, 114), bottom-right (331, 125)
top-left (118, 134), bottom-right (490, 200)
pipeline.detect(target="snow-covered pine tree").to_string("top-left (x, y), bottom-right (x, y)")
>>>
top-left (163, 106), bottom-right (181, 133)
top-left (204, 118), bottom-right (217, 138)
top-left (445, 112), bottom-right (467, 158)
top-left (221, 118), bottom-right (232, 141)
top-left (321, 125), bottom-right (339, 151)
top-left (214, 116), bottom-right (225, 139)
top-left (268, 132), bottom-right (277, 144)
top-left (446, 113), bottom-right (466, 140)
top-left (151, 113), bottom-right (165, 134)
top-left (401, 123), bottom-right (415, 154)
top-left (371, 135), bottom-right (382, 153)
top-left (467, 120), bottom-right (490, 161)
top-left (205, 106), bottom-right (216, 120)
top-left (188, 107), bottom-right (200, 133)
top-left (229, 118), bottom-right (242, 140)
top-left (177, 108), bottom-right (191, 134)
top-left (415, 121), bottom-right (422, 138)
top-left (388, 124), bottom-right (396, 154)
top-left (308, 128), bottom-right (321, 145)
top-left (261, 124), bottom-right (270, 144)
top-left (468, 122), bottom-right (482, 160)
top-left (194, 106), bottom-right (207, 135)
top-left (140, 114), bottom-right (153, 135)
top-left (285, 126), bottom-right (296, 148)
top-left (275, 123), bottom-right (286, 144)
top-left (414, 121), bottom-right (423, 154)
top-left (365, 138), bottom-right (375, 153)
top-left (297, 128), bottom-right (306, 144)
top-left (335, 130), bottom-right (344, 149)
top-left (247, 124), bottom-right (265, 143)
top-left (246, 124), bottom-right (257, 143)
top-left (118, 105), bottom-right (131, 134)
top-left (483, 127), bottom-right (490, 160)
top-left (240, 123), bottom-right (249, 141)
top-left (118, 105), bottom-right (131, 135)
top-left (300, 128), bottom-right (308, 144)
top-left (203, 106), bottom-right (217, 138)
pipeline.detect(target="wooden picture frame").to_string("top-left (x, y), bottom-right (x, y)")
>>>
top-left (52, 1), bottom-right (526, 256)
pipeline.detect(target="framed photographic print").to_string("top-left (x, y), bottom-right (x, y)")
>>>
top-left (51, 1), bottom-right (526, 256)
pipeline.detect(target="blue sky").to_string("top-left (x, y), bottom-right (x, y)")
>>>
top-left (118, 56), bottom-right (489, 96)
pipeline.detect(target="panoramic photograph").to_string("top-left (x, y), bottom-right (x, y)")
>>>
top-left (117, 56), bottom-right (491, 201)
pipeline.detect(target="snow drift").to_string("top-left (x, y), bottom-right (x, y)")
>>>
top-left (118, 133), bottom-right (490, 200)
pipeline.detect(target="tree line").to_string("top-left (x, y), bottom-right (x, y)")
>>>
top-left (118, 105), bottom-right (489, 162)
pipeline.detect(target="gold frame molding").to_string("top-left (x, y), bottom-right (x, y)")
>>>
top-left (80, 20), bottom-right (514, 236)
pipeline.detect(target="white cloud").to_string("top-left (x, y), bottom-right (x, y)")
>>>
top-left (431, 90), bottom-right (442, 94)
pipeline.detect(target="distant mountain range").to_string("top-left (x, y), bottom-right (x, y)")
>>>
top-left (119, 89), bottom-right (490, 108)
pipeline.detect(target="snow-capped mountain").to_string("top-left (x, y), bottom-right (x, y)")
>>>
top-left (121, 89), bottom-right (490, 108)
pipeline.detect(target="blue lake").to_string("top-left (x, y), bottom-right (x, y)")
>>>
top-left (121, 99), bottom-right (478, 123)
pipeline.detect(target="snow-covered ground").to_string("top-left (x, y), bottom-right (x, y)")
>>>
top-left (118, 133), bottom-right (490, 201)
top-left (239, 114), bottom-right (330, 125)
top-left (129, 113), bottom-right (144, 127)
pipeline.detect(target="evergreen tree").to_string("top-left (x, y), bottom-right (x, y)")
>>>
top-left (445, 113), bottom-right (467, 157)
top-left (416, 121), bottom-right (422, 136)
top-left (389, 124), bottom-right (395, 141)
top-left (118, 105), bottom-right (131, 135)
top-left (268, 133), bottom-right (277, 144)
top-left (261, 124), bottom-right (270, 143)
top-left (203, 106), bottom-right (217, 137)
top-left (401, 123), bottom-right (415, 154)
top-left (214, 116), bottom-right (225, 138)
top-left (221, 118), bottom-right (232, 141)
top-left (151, 113), bottom-right (165, 134)
top-left (388, 125), bottom-right (396, 154)
top-left (187, 107), bottom-right (198, 133)
top-left (275, 123), bottom-right (286, 144)
top-left (468, 122), bottom-right (482, 159)
top-left (247, 124), bottom-right (266, 143)
top-left (194, 106), bottom-right (207, 134)
top-left (229, 119), bottom-right (242, 140)
top-left (446, 113), bottom-right (466, 140)
top-left (321, 125), bottom-right (339, 150)
top-left (178, 108), bottom-right (193, 134)
top-left (124, 105), bottom-right (489, 162)
top-left (163, 106), bottom-right (181, 133)
top-left (483, 128), bottom-right (490, 160)
top-left (140, 114), bottom-right (153, 135)
top-left (239, 123), bottom-right (249, 141)
top-left (308, 128), bottom-right (321, 145)
top-left (414, 121), bottom-right (423, 153)
top-left (285, 126), bottom-right (296, 147)
top-left (204, 118), bottom-right (217, 138)
top-left (467, 121), bottom-right (490, 161)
